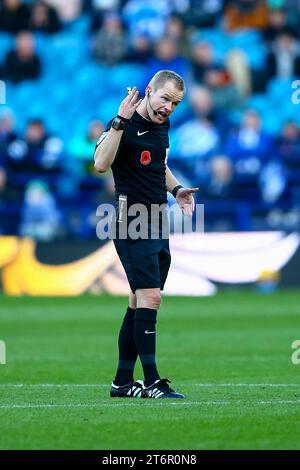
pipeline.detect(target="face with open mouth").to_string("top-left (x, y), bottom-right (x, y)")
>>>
top-left (156, 110), bottom-right (168, 121)
top-left (147, 81), bottom-right (184, 123)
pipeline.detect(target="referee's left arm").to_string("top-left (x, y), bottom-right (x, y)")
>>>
top-left (166, 166), bottom-right (182, 195)
top-left (166, 166), bottom-right (199, 216)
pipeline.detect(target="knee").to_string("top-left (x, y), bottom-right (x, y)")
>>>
top-left (148, 292), bottom-right (161, 310)
top-left (136, 289), bottom-right (161, 310)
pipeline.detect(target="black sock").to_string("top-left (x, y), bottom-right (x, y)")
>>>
top-left (134, 308), bottom-right (160, 387)
top-left (114, 307), bottom-right (138, 386)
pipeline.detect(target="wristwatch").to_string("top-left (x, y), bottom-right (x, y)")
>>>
top-left (111, 115), bottom-right (130, 131)
top-left (172, 185), bottom-right (183, 198)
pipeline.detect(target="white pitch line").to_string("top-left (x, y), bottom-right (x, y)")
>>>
top-left (193, 383), bottom-right (300, 387)
top-left (1, 399), bottom-right (300, 410)
top-left (0, 383), bottom-right (299, 388)
top-left (0, 384), bottom-right (107, 388)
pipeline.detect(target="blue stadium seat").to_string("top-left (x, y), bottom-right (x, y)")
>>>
top-left (246, 94), bottom-right (269, 114)
top-left (0, 33), bottom-right (13, 61)
top-left (96, 96), bottom-right (123, 123)
top-left (64, 14), bottom-right (91, 35)
top-left (107, 64), bottom-right (145, 93)
top-left (267, 77), bottom-right (294, 100)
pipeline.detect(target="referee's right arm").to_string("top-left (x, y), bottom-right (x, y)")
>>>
top-left (94, 86), bottom-right (141, 173)
top-left (94, 127), bottom-right (123, 173)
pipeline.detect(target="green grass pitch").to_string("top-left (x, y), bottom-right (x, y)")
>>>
top-left (0, 291), bottom-right (300, 450)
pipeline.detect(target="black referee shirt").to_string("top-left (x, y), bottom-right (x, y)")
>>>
top-left (97, 111), bottom-right (170, 208)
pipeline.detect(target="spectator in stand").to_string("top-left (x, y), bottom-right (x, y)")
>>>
top-left (6, 119), bottom-right (63, 177)
top-left (0, 163), bottom-right (6, 195)
top-left (179, 0), bottom-right (224, 28)
top-left (164, 15), bottom-right (190, 57)
top-left (0, 113), bottom-right (13, 195)
top-left (42, 0), bottom-right (82, 22)
top-left (125, 33), bottom-right (153, 64)
top-left (284, 0), bottom-right (300, 34)
top-left (201, 154), bottom-right (234, 199)
top-left (145, 37), bottom-right (190, 85)
top-left (96, 171), bottom-right (115, 205)
top-left (276, 121), bottom-right (300, 169)
top-left (265, 29), bottom-right (300, 82)
top-left (191, 41), bottom-right (215, 84)
top-left (89, 0), bottom-right (121, 32)
top-left (93, 12), bottom-right (128, 66)
top-left (169, 86), bottom-right (220, 185)
top-left (0, 0), bottom-right (31, 33)
top-left (226, 49), bottom-right (252, 97)
top-left (260, 159), bottom-right (287, 205)
top-left (68, 120), bottom-right (105, 179)
top-left (187, 83), bottom-right (231, 138)
top-left (29, 1), bottom-right (61, 34)
top-left (0, 108), bottom-right (17, 159)
top-left (1, 31), bottom-right (41, 84)
top-left (224, 0), bottom-right (269, 31)
top-left (204, 63), bottom-right (244, 111)
top-left (122, 0), bottom-right (170, 42)
top-left (263, 8), bottom-right (293, 43)
top-left (273, 121), bottom-right (300, 209)
top-left (191, 41), bottom-right (244, 110)
top-left (20, 179), bottom-right (61, 241)
top-left (225, 109), bottom-right (273, 176)
top-left (0, 108), bottom-right (17, 201)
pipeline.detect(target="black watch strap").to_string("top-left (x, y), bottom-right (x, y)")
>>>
top-left (172, 185), bottom-right (183, 198)
top-left (117, 115), bottom-right (131, 124)
top-left (112, 116), bottom-right (129, 131)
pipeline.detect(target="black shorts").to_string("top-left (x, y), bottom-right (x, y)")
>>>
top-left (113, 236), bottom-right (171, 293)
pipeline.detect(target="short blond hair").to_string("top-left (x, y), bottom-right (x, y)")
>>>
top-left (150, 70), bottom-right (185, 94)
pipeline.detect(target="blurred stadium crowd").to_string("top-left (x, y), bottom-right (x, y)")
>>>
top-left (0, 0), bottom-right (300, 240)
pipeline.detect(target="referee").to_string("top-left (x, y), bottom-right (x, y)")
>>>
top-left (94, 70), bottom-right (198, 399)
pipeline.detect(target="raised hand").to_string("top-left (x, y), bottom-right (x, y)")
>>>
top-left (176, 188), bottom-right (199, 217)
top-left (118, 86), bottom-right (142, 120)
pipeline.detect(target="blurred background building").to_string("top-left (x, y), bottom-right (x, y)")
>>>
top-left (0, 0), bottom-right (300, 241)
